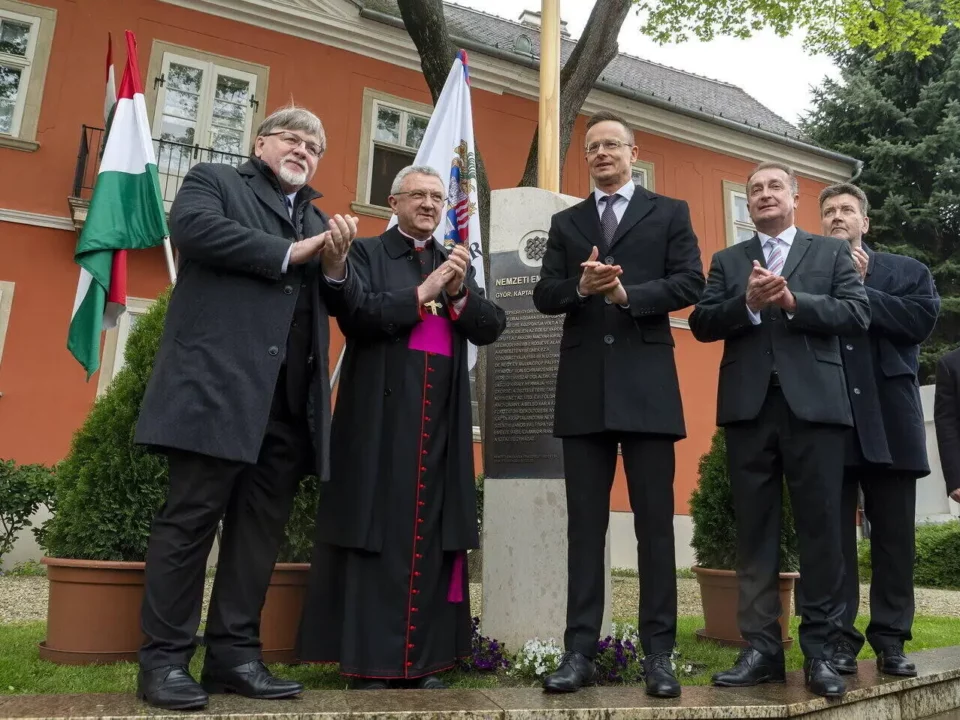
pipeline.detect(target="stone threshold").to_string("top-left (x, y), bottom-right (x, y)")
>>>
top-left (0, 646), bottom-right (958, 719)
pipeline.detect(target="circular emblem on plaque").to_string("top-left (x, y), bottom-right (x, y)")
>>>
top-left (518, 230), bottom-right (549, 268)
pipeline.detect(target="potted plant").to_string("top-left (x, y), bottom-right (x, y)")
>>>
top-left (38, 289), bottom-right (319, 664)
top-left (689, 428), bottom-right (800, 649)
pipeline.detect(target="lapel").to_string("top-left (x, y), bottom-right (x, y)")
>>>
top-left (780, 229), bottom-right (811, 280)
top-left (383, 226), bottom-right (412, 259)
top-left (569, 196), bottom-right (603, 248)
top-left (609, 187), bottom-right (655, 250)
top-left (863, 241), bottom-right (876, 281)
top-left (742, 234), bottom-right (766, 269)
top-left (238, 159), bottom-right (322, 231)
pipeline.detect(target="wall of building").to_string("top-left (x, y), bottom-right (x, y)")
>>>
top-left (0, 0), bottom-right (846, 569)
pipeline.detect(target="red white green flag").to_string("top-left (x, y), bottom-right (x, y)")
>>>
top-left (67, 30), bottom-right (168, 379)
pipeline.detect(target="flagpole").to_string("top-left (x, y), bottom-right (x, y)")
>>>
top-left (538, 0), bottom-right (561, 192)
top-left (162, 236), bottom-right (177, 283)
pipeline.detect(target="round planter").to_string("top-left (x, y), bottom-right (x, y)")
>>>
top-left (692, 566), bottom-right (799, 650)
top-left (39, 557), bottom-right (146, 665)
top-left (260, 563), bottom-right (310, 664)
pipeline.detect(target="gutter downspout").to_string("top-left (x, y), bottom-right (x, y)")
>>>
top-left (360, 7), bottom-right (861, 172)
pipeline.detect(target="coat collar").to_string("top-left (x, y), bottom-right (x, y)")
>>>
top-left (742, 227), bottom-right (811, 280)
top-left (381, 225), bottom-right (449, 260)
top-left (238, 158), bottom-right (322, 227)
top-left (569, 184), bottom-right (656, 250)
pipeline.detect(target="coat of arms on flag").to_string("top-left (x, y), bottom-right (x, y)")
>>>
top-left (443, 140), bottom-right (478, 251)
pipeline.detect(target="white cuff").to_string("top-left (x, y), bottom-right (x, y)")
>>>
top-left (281, 245), bottom-right (293, 274)
top-left (747, 307), bottom-right (762, 325)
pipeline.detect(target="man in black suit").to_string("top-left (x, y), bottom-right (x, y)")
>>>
top-left (935, 349), bottom-right (960, 506)
top-left (534, 111), bottom-right (704, 698)
top-left (134, 105), bottom-right (362, 710)
top-left (689, 162), bottom-right (869, 698)
top-left (818, 183), bottom-right (939, 678)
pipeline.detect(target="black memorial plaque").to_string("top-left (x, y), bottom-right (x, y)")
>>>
top-left (483, 240), bottom-right (565, 479)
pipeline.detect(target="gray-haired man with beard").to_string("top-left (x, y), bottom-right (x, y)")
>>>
top-left (134, 105), bottom-right (362, 710)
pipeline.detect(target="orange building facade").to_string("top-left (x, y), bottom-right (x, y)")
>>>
top-left (0, 0), bottom-right (858, 567)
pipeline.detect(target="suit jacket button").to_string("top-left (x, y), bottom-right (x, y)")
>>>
top-left (384, 388), bottom-right (392, 396)
top-left (604, 334), bottom-right (615, 345)
top-left (604, 256), bottom-right (614, 264)
top-left (604, 296), bottom-right (612, 305)
top-left (853, 388), bottom-right (861, 395)
top-left (283, 285), bottom-right (293, 295)
top-left (268, 346), bottom-right (279, 356)
top-left (846, 344), bottom-right (854, 351)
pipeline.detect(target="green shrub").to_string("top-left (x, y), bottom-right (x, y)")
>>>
top-left (858, 520), bottom-right (960, 589)
top-left (689, 428), bottom-right (799, 572)
top-left (38, 287), bottom-right (320, 562)
top-left (0, 460), bottom-right (55, 567)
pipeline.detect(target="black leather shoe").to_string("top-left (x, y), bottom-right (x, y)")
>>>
top-left (831, 640), bottom-right (859, 675)
top-left (351, 677), bottom-right (389, 690)
top-left (137, 665), bottom-right (208, 711)
top-left (712, 648), bottom-right (786, 687)
top-left (542, 651), bottom-right (597, 693)
top-left (877, 646), bottom-right (917, 677)
top-left (201, 660), bottom-right (303, 699)
top-left (417, 675), bottom-right (448, 689)
top-left (642, 653), bottom-right (681, 698)
top-left (804, 658), bottom-right (846, 698)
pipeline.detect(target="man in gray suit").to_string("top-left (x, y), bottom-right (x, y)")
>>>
top-left (134, 105), bottom-right (362, 710)
top-left (689, 162), bottom-right (869, 699)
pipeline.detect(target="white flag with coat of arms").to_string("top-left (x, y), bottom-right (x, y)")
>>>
top-left (388, 49), bottom-right (484, 370)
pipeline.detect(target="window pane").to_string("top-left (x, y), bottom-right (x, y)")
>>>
top-left (159, 116), bottom-right (196, 145)
top-left (734, 194), bottom-right (750, 224)
top-left (215, 74), bottom-right (249, 105)
top-left (632, 167), bottom-right (647, 187)
top-left (375, 106), bottom-right (401, 144)
top-left (210, 127), bottom-right (243, 155)
top-left (0, 64), bottom-right (22, 134)
top-left (166, 62), bottom-right (203, 94)
top-left (405, 113), bottom-right (429, 149)
top-left (0, 21), bottom-right (30, 57)
top-left (735, 225), bottom-right (755, 243)
top-left (162, 89), bottom-right (200, 121)
top-left (370, 145), bottom-right (415, 206)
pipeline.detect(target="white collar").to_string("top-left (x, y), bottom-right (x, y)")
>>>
top-left (593, 177), bottom-right (636, 205)
top-left (757, 225), bottom-right (798, 247)
top-left (398, 225), bottom-right (434, 249)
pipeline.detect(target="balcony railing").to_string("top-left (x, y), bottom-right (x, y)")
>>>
top-left (71, 125), bottom-right (248, 204)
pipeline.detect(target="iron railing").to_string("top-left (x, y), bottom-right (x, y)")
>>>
top-left (71, 125), bottom-right (247, 203)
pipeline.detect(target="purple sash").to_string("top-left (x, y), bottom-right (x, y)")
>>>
top-left (408, 313), bottom-right (453, 357)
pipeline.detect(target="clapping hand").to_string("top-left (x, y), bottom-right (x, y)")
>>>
top-left (746, 261), bottom-right (787, 312)
top-left (445, 244), bottom-right (470, 296)
top-left (579, 246), bottom-right (623, 296)
top-left (320, 214), bottom-right (359, 280)
top-left (852, 246), bottom-right (869, 282)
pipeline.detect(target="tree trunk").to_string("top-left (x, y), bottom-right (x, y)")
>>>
top-left (517, 0), bottom-right (632, 188)
top-left (397, 0), bottom-right (492, 445)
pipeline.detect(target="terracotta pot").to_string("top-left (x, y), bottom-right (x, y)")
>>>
top-left (39, 557), bottom-right (146, 665)
top-left (692, 566), bottom-right (799, 650)
top-left (259, 563), bottom-right (310, 664)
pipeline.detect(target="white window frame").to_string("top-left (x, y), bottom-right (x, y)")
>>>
top-left (352, 88), bottom-right (433, 220)
top-left (96, 297), bottom-right (153, 395)
top-left (723, 180), bottom-right (756, 246)
top-left (0, 0), bottom-right (55, 151)
top-left (0, 280), bottom-right (14, 370)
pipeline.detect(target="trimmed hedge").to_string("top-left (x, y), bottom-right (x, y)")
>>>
top-left (858, 520), bottom-right (960, 590)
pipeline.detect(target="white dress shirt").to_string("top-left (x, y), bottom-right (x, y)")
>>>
top-left (747, 225), bottom-right (797, 325)
top-left (281, 192), bottom-right (347, 284)
top-left (593, 177), bottom-right (636, 223)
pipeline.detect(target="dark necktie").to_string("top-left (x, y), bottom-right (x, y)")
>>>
top-left (284, 196), bottom-right (294, 218)
top-left (600, 194), bottom-right (620, 250)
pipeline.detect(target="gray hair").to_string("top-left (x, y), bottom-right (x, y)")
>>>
top-left (819, 182), bottom-right (870, 216)
top-left (254, 104), bottom-right (326, 156)
top-left (747, 161), bottom-right (799, 195)
top-left (391, 165), bottom-right (445, 195)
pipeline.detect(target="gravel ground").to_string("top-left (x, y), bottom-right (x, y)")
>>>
top-left (3, 576), bottom-right (958, 624)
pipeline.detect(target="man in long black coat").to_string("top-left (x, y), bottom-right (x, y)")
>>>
top-left (297, 165), bottom-right (506, 689)
top-left (935, 349), bottom-right (960, 506)
top-left (534, 111), bottom-right (704, 698)
top-left (134, 106), bottom-right (361, 710)
top-left (818, 183), bottom-right (939, 678)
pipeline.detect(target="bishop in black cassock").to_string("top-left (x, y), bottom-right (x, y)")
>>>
top-left (297, 166), bottom-right (506, 688)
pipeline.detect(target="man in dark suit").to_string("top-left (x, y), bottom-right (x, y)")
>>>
top-left (935, 348), bottom-right (960, 504)
top-left (689, 162), bottom-right (870, 698)
top-left (818, 183), bottom-right (939, 678)
top-left (134, 105), bottom-right (362, 710)
top-left (534, 111), bottom-right (704, 698)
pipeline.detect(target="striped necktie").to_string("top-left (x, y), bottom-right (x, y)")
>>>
top-left (765, 237), bottom-right (785, 276)
top-left (600, 193), bottom-right (620, 250)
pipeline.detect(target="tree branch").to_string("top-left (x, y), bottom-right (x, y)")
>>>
top-left (518, 0), bottom-right (632, 187)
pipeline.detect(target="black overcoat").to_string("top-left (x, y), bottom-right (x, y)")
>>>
top-left (135, 160), bottom-right (361, 481)
top-left (313, 227), bottom-right (506, 552)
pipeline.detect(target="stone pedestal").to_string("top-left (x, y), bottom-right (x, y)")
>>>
top-left (480, 187), bottom-right (612, 652)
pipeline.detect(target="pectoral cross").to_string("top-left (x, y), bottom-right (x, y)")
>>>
top-left (423, 300), bottom-right (442, 316)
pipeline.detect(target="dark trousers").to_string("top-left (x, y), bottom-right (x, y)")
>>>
top-left (562, 432), bottom-right (677, 657)
top-left (725, 387), bottom-right (846, 660)
top-left (840, 467), bottom-right (916, 654)
top-left (139, 373), bottom-right (312, 671)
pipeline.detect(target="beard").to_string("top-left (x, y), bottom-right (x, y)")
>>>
top-left (278, 158), bottom-right (308, 187)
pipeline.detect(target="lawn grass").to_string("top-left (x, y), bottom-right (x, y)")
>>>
top-left (2, 615), bottom-right (959, 695)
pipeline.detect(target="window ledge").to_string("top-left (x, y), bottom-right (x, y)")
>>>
top-left (0, 136), bottom-right (40, 152)
top-left (350, 201), bottom-right (393, 220)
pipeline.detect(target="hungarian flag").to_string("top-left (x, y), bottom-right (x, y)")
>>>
top-left (67, 30), bottom-right (168, 378)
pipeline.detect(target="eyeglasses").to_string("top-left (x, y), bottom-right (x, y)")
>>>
top-left (585, 139), bottom-right (632, 155)
top-left (393, 190), bottom-right (447, 205)
top-left (263, 130), bottom-right (324, 158)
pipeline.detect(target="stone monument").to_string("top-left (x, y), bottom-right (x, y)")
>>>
top-left (480, 186), bottom-right (612, 652)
